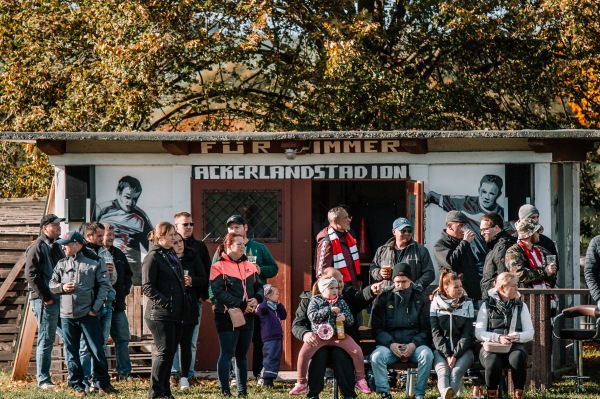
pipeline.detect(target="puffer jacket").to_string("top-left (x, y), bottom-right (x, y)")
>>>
top-left (210, 253), bottom-right (264, 332)
top-left (49, 249), bottom-right (111, 319)
top-left (434, 230), bottom-right (482, 300)
top-left (481, 231), bottom-right (516, 299)
top-left (142, 244), bottom-right (187, 321)
top-left (371, 285), bottom-right (431, 348)
top-left (429, 290), bottom-right (474, 359)
top-left (475, 288), bottom-right (534, 344)
top-left (369, 237), bottom-right (435, 289)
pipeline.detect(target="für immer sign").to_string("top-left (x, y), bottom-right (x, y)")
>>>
top-left (193, 164), bottom-right (408, 180)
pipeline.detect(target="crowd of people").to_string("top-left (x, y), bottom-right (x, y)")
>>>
top-left (24, 201), bottom-right (564, 399)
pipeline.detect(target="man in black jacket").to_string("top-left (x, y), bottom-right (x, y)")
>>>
top-left (25, 214), bottom-right (65, 389)
top-left (480, 212), bottom-right (516, 299)
top-left (584, 235), bottom-right (600, 309)
top-left (104, 223), bottom-right (134, 380)
top-left (434, 211), bottom-right (482, 304)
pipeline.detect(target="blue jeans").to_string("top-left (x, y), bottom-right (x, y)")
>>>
top-left (31, 298), bottom-right (62, 386)
top-left (371, 344), bottom-right (433, 396)
top-left (172, 302), bottom-right (202, 379)
top-left (434, 349), bottom-right (474, 394)
top-left (62, 315), bottom-right (111, 391)
top-left (216, 328), bottom-right (253, 393)
top-left (110, 310), bottom-right (132, 376)
top-left (80, 305), bottom-right (112, 384)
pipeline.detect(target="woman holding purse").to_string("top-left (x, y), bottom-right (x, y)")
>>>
top-left (210, 233), bottom-right (264, 397)
top-left (475, 272), bottom-right (534, 399)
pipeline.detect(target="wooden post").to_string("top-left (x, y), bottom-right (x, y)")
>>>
top-left (11, 298), bottom-right (37, 380)
top-left (0, 254), bottom-right (25, 302)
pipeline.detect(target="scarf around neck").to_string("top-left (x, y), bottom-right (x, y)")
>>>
top-left (327, 226), bottom-right (360, 283)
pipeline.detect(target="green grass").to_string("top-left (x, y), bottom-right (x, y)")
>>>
top-left (2, 344), bottom-right (600, 399)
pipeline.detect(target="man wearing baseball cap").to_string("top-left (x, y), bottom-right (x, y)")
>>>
top-left (369, 217), bottom-right (435, 290)
top-left (212, 214), bottom-right (278, 382)
top-left (370, 262), bottom-right (433, 399)
top-left (505, 219), bottom-right (557, 288)
top-left (434, 211), bottom-right (482, 303)
top-left (49, 231), bottom-right (118, 396)
top-left (24, 214), bottom-right (66, 389)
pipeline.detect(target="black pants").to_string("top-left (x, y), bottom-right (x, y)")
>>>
top-left (482, 348), bottom-right (527, 390)
top-left (179, 323), bottom-right (196, 378)
top-left (307, 346), bottom-right (356, 398)
top-left (252, 314), bottom-right (263, 377)
top-left (146, 319), bottom-right (183, 399)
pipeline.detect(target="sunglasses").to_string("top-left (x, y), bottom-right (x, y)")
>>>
top-left (400, 228), bottom-right (412, 234)
top-left (179, 223), bottom-right (194, 227)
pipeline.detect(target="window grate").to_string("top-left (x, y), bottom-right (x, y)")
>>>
top-left (202, 189), bottom-right (282, 242)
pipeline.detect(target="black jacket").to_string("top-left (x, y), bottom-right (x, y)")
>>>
top-left (25, 233), bottom-right (64, 302)
top-left (179, 247), bottom-right (208, 323)
top-left (481, 231), bottom-right (516, 299)
top-left (184, 236), bottom-right (211, 282)
top-left (142, 244), bottom-right (188, 321)
top-left (108, 246), bottom-right (133, 311)
top-left (371, 286), bottom-right (431, 348)
top-left (585, 236), bottom-right (600, 303)
top-left (430, 292), bottom-right (475, 359)
top-left (434, 230), bottom-right (482, 300)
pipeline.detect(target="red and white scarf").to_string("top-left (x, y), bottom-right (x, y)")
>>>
top-left (518, 240), bottom-right (549, 289)
top-left (327, 227), bottom-right (361, 283)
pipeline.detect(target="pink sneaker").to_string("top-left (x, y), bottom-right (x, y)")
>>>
top-left (289, 383), bottom-right (307, 395)
top-left (355, 378), bottom-right (371, 394)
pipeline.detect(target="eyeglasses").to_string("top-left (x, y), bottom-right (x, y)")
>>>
top-left (178, 223), bottom-right (194, 227)
top-left (400, 228), bottom-right (412, 234)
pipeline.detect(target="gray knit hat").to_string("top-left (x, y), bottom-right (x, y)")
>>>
top-left (518, 204), bottom-right (539, 220)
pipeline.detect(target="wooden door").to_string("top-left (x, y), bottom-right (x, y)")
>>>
top-left (406, 180), bottom-right (425, 244)
top-left (190, 179), bottom-right (312, 371)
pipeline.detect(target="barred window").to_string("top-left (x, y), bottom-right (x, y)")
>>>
top-left (202, 190), bottom-right (281, 242)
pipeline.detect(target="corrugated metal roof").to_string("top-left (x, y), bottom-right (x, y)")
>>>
top-left (1, 130), bottom-right (599, 141)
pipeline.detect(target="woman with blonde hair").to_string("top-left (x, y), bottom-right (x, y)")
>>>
top-left (430, 270), bottom-right (475, 399)
top-left (142, 222), bottom-right (191, 399)
top-left (475, 272), bottom-right (534, 399)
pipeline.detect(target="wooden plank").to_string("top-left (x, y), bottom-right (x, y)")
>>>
top-left (0, 324), bottom-right (19, 334)
top-left (0, 227), bottom-right (40, 235)
top-left (0, 252), bottom-right (24, 265)
top-left (0, 254), bottom-right (25, 302)
top-left (133, 287), bottom-right (143, 340)
top-left (11, 298), bottom-right (37, 380)
top-left (0, 241), bottom-right (30, 250)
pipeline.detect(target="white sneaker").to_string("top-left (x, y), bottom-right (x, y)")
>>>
top-left (180, 377), bottom-right (190, 390)
top-left (40, 383), bottom-right (57, 390)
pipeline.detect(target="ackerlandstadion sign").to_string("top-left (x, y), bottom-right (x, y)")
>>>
top-left (193, 164), bottom-right (408, 180)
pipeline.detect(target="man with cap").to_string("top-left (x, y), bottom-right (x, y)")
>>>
top-left (212, 214), bottom-right (278, 381)
top-left (518, 204), bottom-right (559, 272)
top-left (434, 211), bottom-right (482, 303)
top-left (369, 217), bottom-right (435, 290)
top-left (505, 220), bottom-right (557, 288)
top-left (49, 231), bottom-right (118, 396)
top-left (480, 212), bottom-right (517, 299)
top-left (370, 263), bottom-right (433, 399)
top-left (25, 214), bottom-right (66, 389)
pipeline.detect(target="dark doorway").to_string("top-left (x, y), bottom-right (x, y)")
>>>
top-left (312, 180), bottom-right (407, 284)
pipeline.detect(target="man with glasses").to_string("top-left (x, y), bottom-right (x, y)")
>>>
top-left (480, 212), bottom-right (516, 299)
top-left (370, 263), bottom-right (433, 399)
top-left (172, 211), bottom-right (211, 385)
top-left (434, 211), bottom-right (482, 304)
top-left (369, 218), bottom-right (435, 290)
top-left (315, 206), bottom-right (362, 289)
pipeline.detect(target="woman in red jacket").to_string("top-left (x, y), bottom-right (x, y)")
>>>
top-left (210, 233), bottom-right (264, 397)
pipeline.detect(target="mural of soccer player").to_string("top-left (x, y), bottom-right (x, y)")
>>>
top-left (93, 176), bottom-right (153, 286)
top-left (426, 174), bottom-right (504, 277)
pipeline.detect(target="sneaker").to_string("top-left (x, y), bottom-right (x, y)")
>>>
top-left (98, 384), bottom-right (119, 395)
top-left (84, 383), bottom-right (96, 394)
top-left (256, 378), bottom-right (264, 387)
top-left (415, 396), bottom-right (424, 399)
top-left (380, 392), bottom-right (392, 399)
top-left (40, 383), bottom-right (57, 390)
top-left (289, 382), bottom-right (308, 395)
top-left (117, 373), bottom-right (137, 382)
top-left (238, 390), bottom-right (248, 397)
top-left (170, 374), bottom-right (179, 385)
top-left (180, 377), bottom-right (190, 391)
top-left (443, 387), bottom-right (455, 399)
top-left (221, 389), bottom-right (233, 397)
top-left (74, 388), bottom-right (87, 397)
top-left (355, 378), bottom-right (371, 394)
top-left (472, 386), bottom-right (483, 399)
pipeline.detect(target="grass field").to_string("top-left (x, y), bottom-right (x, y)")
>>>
top-left (1, 344), bottom-right (599, 399)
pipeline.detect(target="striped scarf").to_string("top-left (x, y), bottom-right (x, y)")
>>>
top-left (327, 227), bottom-right (361, 283)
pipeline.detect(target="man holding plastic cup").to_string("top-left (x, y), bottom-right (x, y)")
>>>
top-left (434, 211), bottom-right (482, 304)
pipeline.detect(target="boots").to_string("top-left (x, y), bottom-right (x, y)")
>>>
top-left (486, 390), bottom-right (498, 399)
top-left (513, 389), bottom-right (525, 399)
